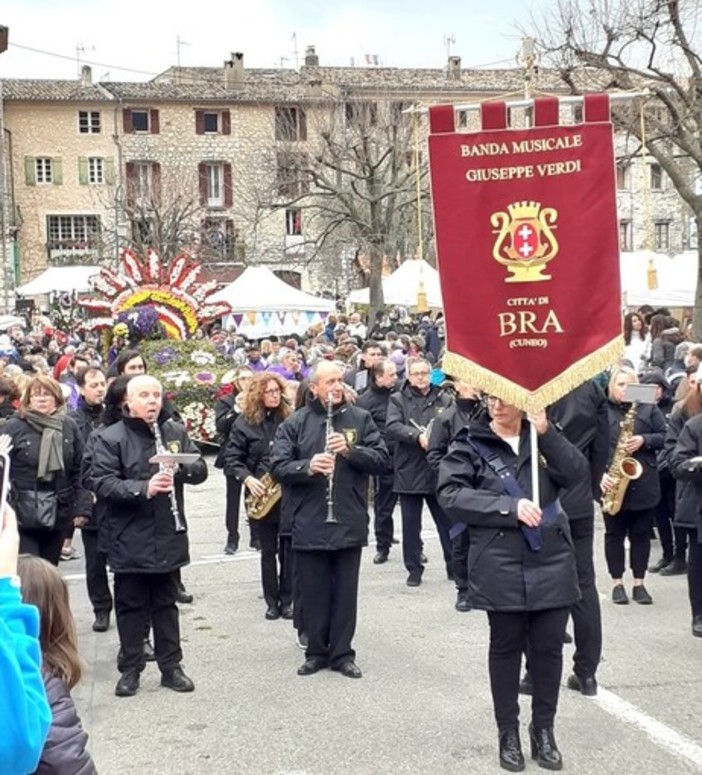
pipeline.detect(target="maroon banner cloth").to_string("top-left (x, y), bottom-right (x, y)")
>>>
top-left (428, 100), bottom-right (622, 410)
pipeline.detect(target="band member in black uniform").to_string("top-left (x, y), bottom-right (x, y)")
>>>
top-left (357, 358), bottom-right (398, 564)
top-left (386, 356), bottom-right (453, 586)
top-left (271, 361), bottom-right (388, 679)
top-left (224, 371), bottom-right (293, 620)
top-left (438, 396), bottom-right (587, 772)
top-left (601, 366), bottom-right (666, 606)
top-left (71, 366), bottom-right (112, 632)
top-left (427, 379), bottom-right (482, 611)
top-left (90, 375), bottom-right (208, 698)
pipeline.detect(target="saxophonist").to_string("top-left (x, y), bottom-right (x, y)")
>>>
top-left (224, 372), bottom-right (292, 620)
top-left (270, 361), bottom-right (388, 679)
top-left (601, 366), bottom-right (666, 606)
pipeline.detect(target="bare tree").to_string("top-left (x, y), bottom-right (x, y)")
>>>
top-left (254, 97), bottom-right (432, 321)
top-left (531, 0), bottom-right (702, 333)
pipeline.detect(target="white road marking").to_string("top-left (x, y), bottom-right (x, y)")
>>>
top-left (594, 687), bottom-right (702, 770)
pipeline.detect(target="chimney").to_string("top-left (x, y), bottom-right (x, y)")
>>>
top-left (81, 65), bottom-right (92, 87)
top-left (305, 45), bottom-right (319, 67)
top-left (447, 55), bottom-right (461, 80)
top-left (224, 52), bottom-right (244, 89)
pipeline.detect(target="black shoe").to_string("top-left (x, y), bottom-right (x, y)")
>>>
top-left (660, 557), bottom-right (688, 576)
top-left (297, 658), bottom-right (327, 676)
top-left (632, 585), bottom-right (653, 605)
top-left (612, 584), bottom-right (629, 605)
top-left (498, 728), bottom-right (525, 772)
top-left (529, 724), bottom-right (562, 770)
top-left (265, 604), bottom-right (281, 620)
top-left (223, 541), bottom-right (238, 555)
top-left (692, 616), bottom-right (702, 638)
top-left (455, 590), bottom-right (472, 612)
top-left (420, 552), bottom-right (428, 564)
top-left (406, 570), bottom-right (423, 587)
top-left (92, 611), bottom-right (110, 633)
top-left (281, 605), bottom-right (294, 620)
top-left (518, 671), bottom-right (533, 696)
top-left (161, 666), bottom-right (195, 692)
top-left (143, 639), bottom-right (156, 662)
top-left (649, 556), bottom-right (672, 573)
top-left (332, 660), bottom-right (362, 679)
top-left (115, 669), bottom-right (140, 697)
top-left (373, 551), bottom-right (389, 564)
top-left (176, 586), bottom-right (194, 604)
top-left (566, 672), bottom-right (598, 697)
top-left (391, 538), bottom-right (399, 544)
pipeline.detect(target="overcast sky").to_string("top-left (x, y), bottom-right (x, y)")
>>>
top-left (0, 0), bottom-right (551, 81)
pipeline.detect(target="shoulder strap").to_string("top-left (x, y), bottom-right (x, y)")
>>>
top-left (465, 437), bottom-right (524, 499)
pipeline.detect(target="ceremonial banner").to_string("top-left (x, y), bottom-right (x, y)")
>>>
top-left (428, 95), bottom-right (622, 411)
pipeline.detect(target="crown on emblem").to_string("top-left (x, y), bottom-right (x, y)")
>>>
top-left (507, 201), bottom-right (541, 220)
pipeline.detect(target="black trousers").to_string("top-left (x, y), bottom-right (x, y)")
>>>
top-left (258, 506), bottom-right (292, 608)
top-left (19, 528), bottom-right (64, 566)
top-left (292, 549), bottom-right (306, 636)
top-left (569, 516), bottom-right (602, 679)
top-left (656, 471), bottom-right (688, 561)
top-left (296, 547), bottom-right (362, 668)
top-left (488, 607), bottom-right (570, 732)
top-left (399, 493), bottom-right (453, 573)
top-left (114, 571), bottom-right (182, 673)
top-left (452, 529), bottom-right (471, 591)
top-left (604, 507), bottom-right (654, 579)
top-left (374, 472), bottom-right (397, 553)
top-left (686, 528), bottom-right (702, 619)
top-left (225, 475), bottom-right (242, 546)
top-left (82, 529), bottom-right (113, 615)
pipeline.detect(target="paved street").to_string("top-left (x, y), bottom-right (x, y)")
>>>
top-left (61, 454), bottom-right (702, 775)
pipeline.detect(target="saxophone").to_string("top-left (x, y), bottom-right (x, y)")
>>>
top-left (602, 402), bottom-right (644, 516)
top-left (245, 473), bottom-right (281, 520)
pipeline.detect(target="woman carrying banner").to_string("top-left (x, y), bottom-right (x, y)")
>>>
top-left (438, 396), bottom-right (586, 772)
top-left (601, 366), bottom-right (666, 605)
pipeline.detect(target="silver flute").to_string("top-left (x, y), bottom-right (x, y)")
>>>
top-left (151, 421), bottom-right (187, 533)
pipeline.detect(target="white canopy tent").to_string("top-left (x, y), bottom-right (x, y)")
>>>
top-left (211, 266), bottom-right (335, 337)
top-left (347, 259), bottom-right (443, 308)
top-left (15, 266), bottom-right (102, 296)
top-left (620, 250), bottom-right (697, 308)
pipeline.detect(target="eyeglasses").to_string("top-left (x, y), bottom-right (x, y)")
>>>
top-left (485, 396), bottom-right (507, 406)
top-left (410, 370), bottom-right (430, 377)
top-left (264, 388), bottom-right (281, 396)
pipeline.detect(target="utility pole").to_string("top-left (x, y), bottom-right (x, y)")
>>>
top-left (0, 26), bottom-right (9, 312)
top-left (519, 36), bottom-right (537, 128)
top-left (443, 34), bottom-right (456, 60)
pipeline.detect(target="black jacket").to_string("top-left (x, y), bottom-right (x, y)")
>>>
top-left (214, 392), bottom-right (240, 469)
top-left (548, 380), bottom-right (609, 519)
top-left (386, 382), bottom-right (450, 494)
top-left (437, 419), bottom-right (586, 612)
top-left (90, 412), bottom-right (208, 574)
top-left (270, 399), bottom-right (388, 551)
top-left (663, 408), bottom-right (698, 529)
top-left (71, 399), bottom-right (104, 531)
top-left (5, 414), bottom-right (89, 528)
top-left (356, 382), bottom-right (396, 458)
top-left (426, 397), bottom-right (482, 473)
top-left (670, 413), bottom-right (702, 538)
top-left (604, 401), bottom-right (666, 512)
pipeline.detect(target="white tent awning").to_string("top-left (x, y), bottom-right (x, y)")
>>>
top-left (348, 259), bottom-right (442, 308)
top-left (15, 266), bottom-right (102, 296)
top-left (620, 250), bottom-right (697, 308)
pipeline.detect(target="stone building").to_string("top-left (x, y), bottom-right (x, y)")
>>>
top-left (0, 48), bottom-right (693, 311)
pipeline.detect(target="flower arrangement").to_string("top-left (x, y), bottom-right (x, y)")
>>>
top-left (116, 304), bottom-right (163, 342)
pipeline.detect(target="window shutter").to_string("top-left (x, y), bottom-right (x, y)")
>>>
top-left (298, 109), bottom-right (307, 141)
top-left (24, 156), bottom-right (36, 185)
top-left (198, 162), bottom-right (208, 206)
top-left (223, 163), bottom-right (233, 207)
top-left (104, 157), bottom-right (116, 185)
top-left (52, 158), bottom-right (63, 185)
top-left (125, 162), bottom-right (136, 208)
top-left (78, 157), bottom-right (89, 185)
top-left (150, 109), bottom-right (160, 135)
top-left (222, 110), bottom-right (231, 135)
top-left (195, 110), bottom-right (205, 135)
top-left (151, 162), bottom-right (161, 205)
top-left (122, 109), bottom-right (133, 134)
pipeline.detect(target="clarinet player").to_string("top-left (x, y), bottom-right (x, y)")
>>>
top-left (90, 375), bottom-right (208, 698)
top-left (271, 361), bottom-right (388, 679)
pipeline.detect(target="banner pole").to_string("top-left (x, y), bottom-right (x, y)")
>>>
top-left (530, 423), bottom-right (540, 508)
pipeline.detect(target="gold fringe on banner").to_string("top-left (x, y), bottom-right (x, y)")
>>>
top-left (442, 336), bottom-right (625, 413)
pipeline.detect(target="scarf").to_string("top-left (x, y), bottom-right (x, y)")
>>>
top-left (23, 408), bottom-right (66, 481)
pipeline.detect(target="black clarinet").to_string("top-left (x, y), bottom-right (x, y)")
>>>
top-left (324, 392), bottom-right (338, 524)
top-left (151, 421), bottom-right (187, 533)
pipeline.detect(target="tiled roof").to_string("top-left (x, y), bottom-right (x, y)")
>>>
top-left (1, 79), bottom-right (112, 101)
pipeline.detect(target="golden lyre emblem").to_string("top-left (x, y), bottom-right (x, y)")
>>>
top-left (491, 201), bottom-right (559, 283)
top-left (168, 440), bottom-right (181, 454)
top-left (342, 428), bottom-right (358, 447)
